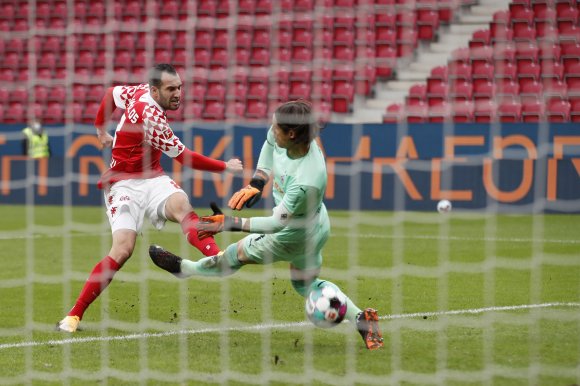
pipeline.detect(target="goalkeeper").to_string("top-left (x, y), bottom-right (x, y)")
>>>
top-left (150, 100), bottom-right (383, 350)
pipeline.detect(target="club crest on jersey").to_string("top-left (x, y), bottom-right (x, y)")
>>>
top-left (108, 194), bottom-right (114, 205)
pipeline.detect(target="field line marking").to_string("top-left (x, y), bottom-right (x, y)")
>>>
top-left (1, 302), bottom-right (578, 351)
top-left (2, 231), bottom-right (579, 245)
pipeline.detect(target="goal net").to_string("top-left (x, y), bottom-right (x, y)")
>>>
top-left (1, 1), bottom-right (580, 385)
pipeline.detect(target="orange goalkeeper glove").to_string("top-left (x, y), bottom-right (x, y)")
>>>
top-left (228, 178), bottom-right (265, 210)
top-left (197, 202), bottom-right (243, 240)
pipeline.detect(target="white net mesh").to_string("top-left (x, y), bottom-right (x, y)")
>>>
top-left (1, 0), bottom-right (580, 385)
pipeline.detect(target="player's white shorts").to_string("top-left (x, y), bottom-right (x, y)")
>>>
top-left (103, 175), bottom-right (186, 233)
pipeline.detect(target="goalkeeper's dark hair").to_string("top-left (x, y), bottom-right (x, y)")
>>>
top-left (274, 100), bottom-right (323, 145)
top-left (149, 63), bottom-right (177, 88)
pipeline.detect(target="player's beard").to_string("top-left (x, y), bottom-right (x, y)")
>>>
top-left (166, 98), bottom-right (180, 111)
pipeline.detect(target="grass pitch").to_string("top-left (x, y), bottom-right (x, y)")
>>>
top-left (0, 205), bottom-right (579, 385)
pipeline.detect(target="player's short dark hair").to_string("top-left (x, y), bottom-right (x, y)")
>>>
top-left (149, 63), bottom-right (177, 88)
top-left (274, 100), bottom-right (322, 145)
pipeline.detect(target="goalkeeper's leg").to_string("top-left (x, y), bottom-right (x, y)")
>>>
top-left (149, 242), bottom-right (242, 278)
top-left (291, 270), bottom-right (384, 350)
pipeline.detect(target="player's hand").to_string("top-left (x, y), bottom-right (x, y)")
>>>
top-left (225, 158), bottom-right (243, 174)
top-left (97, 131), bottom-right (113, 149)
top-left (197, 202), bottom-right (243, 239)
top-left (228, 178), bottom-right (265, 210)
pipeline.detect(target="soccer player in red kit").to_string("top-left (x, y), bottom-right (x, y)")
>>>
top-left (57, 63), bottom-right (243, 332)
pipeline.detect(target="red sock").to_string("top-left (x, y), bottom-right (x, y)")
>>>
top-left (181, 212), bottom-right (221, 256)
top-left (68, 256), bottom-right (121, 320)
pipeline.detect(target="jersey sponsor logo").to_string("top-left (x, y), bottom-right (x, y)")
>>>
top-left (119, 195), bottom-right (130, 201)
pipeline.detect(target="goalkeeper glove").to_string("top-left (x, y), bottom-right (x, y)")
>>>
top-left (228, 177), bottom-right (265, 210)
top-left (197, 202), bottom-right (243, 240)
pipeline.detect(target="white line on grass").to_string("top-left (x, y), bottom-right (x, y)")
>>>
top-left (1, 302), bottom-right (578, 351)
top-left (2, 231), bottom-right (579, 245)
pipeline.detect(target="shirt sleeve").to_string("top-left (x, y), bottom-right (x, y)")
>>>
top-left (111, 84), bottom-right (148, 109)
top-left (255, 126), bottom-right (275, 175)
top-left (248, 185), bottom-right (321, 234)
top-left (142, 105), bottom-right (185, 158)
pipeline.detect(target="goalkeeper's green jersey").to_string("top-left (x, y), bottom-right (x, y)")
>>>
top-left (251, 127), bottom-right (327, 234)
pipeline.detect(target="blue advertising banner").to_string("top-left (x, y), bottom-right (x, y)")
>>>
top-left (1, 123), bottom-right (579, 212)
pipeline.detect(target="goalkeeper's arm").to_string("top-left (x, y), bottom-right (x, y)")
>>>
top-left (228, 169), bottom-right (270, 210)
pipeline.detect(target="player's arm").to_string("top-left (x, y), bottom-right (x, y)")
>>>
top-left (142, 107), bottom-right (242, 173)
top-left (228, 128), bottom-right (275, 210)
top-left (94, 85), bottom-right (143, 148)
top-left (199, 185), bottom-right (318, 238)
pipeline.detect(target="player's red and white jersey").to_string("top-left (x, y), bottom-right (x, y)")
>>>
top-left (99, 84), bottom-right (185, 188)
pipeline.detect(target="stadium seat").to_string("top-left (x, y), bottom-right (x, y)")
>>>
top-left (473, 80), bottom-right (495, 101)
top-left (451, 100), bottom-right (474, 122)
top-left (417, 8), bottom-right (439, 40)
top-left (569, 94), bottom-right (580, 121)
top-left (4, 102), bottom-right (25, 123)
top-left (449, 80), bottom-right (473, 101)
top-left (546, 99), bottom-right (571, 121)
top-left (469, 29), bottom-right (491, 48)
top-left (246, 99), bottom-right (268, 119)
top-left (268, 82), bottom-right (290, 103)
top-left (183, 102), bottom-right (204, 120)
top-left (497, 100), bottom-right (522, 122)
top-left (405, 101), bottom-right (429, 123)
top-left (247, 82), bottom-right (269, 100)
top-left (312, 81), bottom-right (333, 101)
top-left (427, 81), bottom-right (448, 106)
top-left (519, 79), bottom-right (543, 102)
top-left (383, 103), bottom-right (403, 123)
top-left (521, 99), bottom-right (545, 122)
top-left (474, 99), bottom-right (498, 122)
top-left (331, 81), bottom-right (355, 113)
top-left (428, 102), bottom-right (450, 122)
top-left (202, 100), bottom-right (225, 120)
top-left (406, 83), bottom-right (427, 106)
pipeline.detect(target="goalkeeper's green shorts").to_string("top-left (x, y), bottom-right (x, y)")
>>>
top-left (240, 210), bottom-right (330, 272)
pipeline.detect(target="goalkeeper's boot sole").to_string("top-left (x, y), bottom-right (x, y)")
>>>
top-left (56, 315), bottom-right (80, 332)
top-left (356, 308), bottom-right (384, 350)
top-left (149, 245), bottom-right (183, 277)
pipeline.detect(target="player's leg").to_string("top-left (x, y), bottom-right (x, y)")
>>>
top-left (149, 232), bottom-right (269, 278)
top-left (149, 242), bottom-right (245, 278)
top-left (57, 220), bottom-right (137, 332)
top-left (162, 190), bottom-right (221, 256)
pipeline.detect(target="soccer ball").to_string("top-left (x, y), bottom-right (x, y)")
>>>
top-left (305, 282), bottom-right (347, 328)
top-left (437, 199), bottom-right (452, 213)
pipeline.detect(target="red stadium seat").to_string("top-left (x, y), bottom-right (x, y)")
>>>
top-left (4, 102), bottom-right (25, 123)
top-left (406, 83), bottom-right (427, 105)
top-left (247, 82), bottom-right (269, 100)
top-left (268, 82), bottom-right (290, 101)
top-left (497, 100), bottom-right (522, 122)
top-left (312, 81), bottom-right (332, 101)
top-left (427, 81), bottom-right (448, 106)
top-left (383, 103), bottom-right (403, 123)
top-left (451, 100), bottom-right (474, 122)
top-left (405, 102), bottom-right (429, 123)
top-left (331, 81), bottom-right (355, 113)
top-left (202, 100), bottom-right (225, 120)
top-left (474, 99), bottom-right (497, 122)
top-left (246, 100), bottom-right (268, 119)
top-left (469, 29), bottom-right (491, 48)
top-left (473, 80), bottom-right (495, 101)
top-left (520, 79), bottom-right (543, 102)
top-left (521, 99), bottom-right (545, 122)
top-left (428, 102), bottom-right (450, 122)
top-left (546, 99), bottom-right (571, 121)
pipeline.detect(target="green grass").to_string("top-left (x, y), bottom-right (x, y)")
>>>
top-left (0, 205), bottom-right (579, 385)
